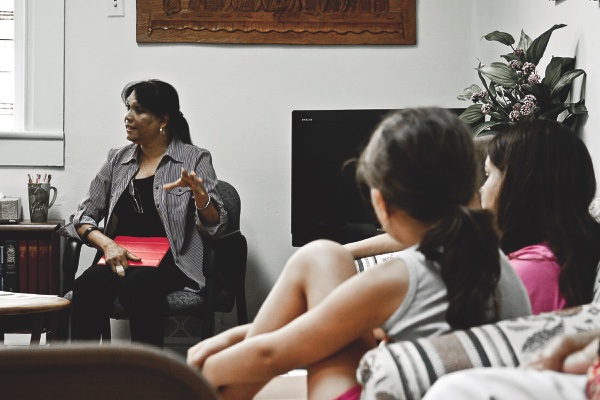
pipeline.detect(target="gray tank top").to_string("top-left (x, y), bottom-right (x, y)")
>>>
top-left (382, 245), bottom-right (531, 342)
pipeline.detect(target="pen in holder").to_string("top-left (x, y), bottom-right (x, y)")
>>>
top-left (28, 183), bottom-right (57, 222)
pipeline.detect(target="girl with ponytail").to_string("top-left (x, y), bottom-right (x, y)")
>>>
top-left (187, 108), bottom-right (531, 399)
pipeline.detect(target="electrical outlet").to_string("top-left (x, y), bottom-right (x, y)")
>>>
top-left (107, 0), bottom-right (125, 17)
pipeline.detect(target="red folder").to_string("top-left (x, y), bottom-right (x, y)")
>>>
top-left (98, 236), bottom-right (170, 267)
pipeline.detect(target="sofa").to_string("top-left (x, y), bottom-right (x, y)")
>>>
top-left (353, 255), bottom-right (600, 400)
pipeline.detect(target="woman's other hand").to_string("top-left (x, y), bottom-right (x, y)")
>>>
top-left (102, 241), bottom-right (140, 278)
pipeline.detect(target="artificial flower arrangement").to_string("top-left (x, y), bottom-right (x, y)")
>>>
top-left (458, 24), bottom-right (587, 136)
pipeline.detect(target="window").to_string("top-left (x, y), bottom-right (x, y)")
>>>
top-left (0, 0), bottom-right (14, 131)
top-left (0, 0), bottom-right (64, 166)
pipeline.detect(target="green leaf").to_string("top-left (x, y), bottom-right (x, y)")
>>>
top-left (525, 24), bottom-right (567, 65)
top-left (478, 70), bottom-right (503, 110)
top-left (478, 63), bottom-right (520, 87)
top-left (473, 121), bottom-right (507, 137)
top-left (550, 69), bottom-right (585, 98)
top-left (517, 29), bottom-right (532, 51)
top-left (562, 112), bottom-right (588, 134)
top-left (542, 57), bottom-right (574, 89)
top-left (503, 89), bottom-right (520, 105)
top-left (567, 99), bottom-right (588, 115)
top-left (459, 104), bottom-right (485, 124)
top-left (539, 103), bottom-right (568, 119)
top-left (489, 111), bottom-right (507, 120)
top-left (501, 53), bottom-right (521, 63)
top-left (521, 83), bottom-right (552, 106)
top-left (484, 30), bottom-right (515, 46)
top-left (457, 84), bottom-right (483, 101)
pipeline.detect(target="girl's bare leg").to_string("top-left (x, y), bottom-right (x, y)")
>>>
top-left (248, 239), bottom-right (358, 336)
top-left (220, 335), bottom-right (374, 400)
top-left (218, 240), bottom-right (361, 399)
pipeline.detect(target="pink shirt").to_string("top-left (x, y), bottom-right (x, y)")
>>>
top-left (508, 242), bottom-right (566, 315)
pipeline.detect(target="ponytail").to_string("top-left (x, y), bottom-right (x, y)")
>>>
top-left (419, 206), bottom-right (500, 329)
top-left (169, 111), bottom-right (192, 145)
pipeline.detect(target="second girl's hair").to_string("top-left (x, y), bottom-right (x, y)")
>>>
top-left (121, 79), bottom-right (193, 145)
top-left (357, 108), bottom-right (501, 330)
top-left (488, 120), bottom-right (600, 306)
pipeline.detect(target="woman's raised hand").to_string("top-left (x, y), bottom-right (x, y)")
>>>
top-left (163, 168), bottom-right (210, 209)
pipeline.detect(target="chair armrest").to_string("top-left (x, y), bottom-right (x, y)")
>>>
top-left (202, 230), bottom-right (245, 278)
top-left (61, 236), bottom-right (83, 296)
top-left (201, 229), bottom-right (248, 318)
top-left (61, 227), bottom-right (105, 296)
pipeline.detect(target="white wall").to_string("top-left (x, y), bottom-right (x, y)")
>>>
top-left (1, 0), bottom-right (598, 336)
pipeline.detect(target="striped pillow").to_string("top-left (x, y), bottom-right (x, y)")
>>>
top-left (354, 252), bottom-right (403, 273)
top-left (357, 303), bottom-right (600, 400)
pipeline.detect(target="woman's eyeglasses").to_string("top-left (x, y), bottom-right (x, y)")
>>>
top-left (129, 180), bottom-right (144, 214)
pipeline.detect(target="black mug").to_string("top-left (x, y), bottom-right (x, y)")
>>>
top-left (28, 183), bottom-right (57, 222)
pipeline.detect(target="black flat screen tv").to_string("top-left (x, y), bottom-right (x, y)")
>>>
top-left (291, 109), bottom-right (387, 247)
top-left (291, 108), bottom-right (467, 247)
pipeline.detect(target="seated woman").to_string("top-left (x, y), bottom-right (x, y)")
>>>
top-left (187, 108), bottom-right (531, 399)
top-left (481, 120), bottom-right (600, 314)
top-left (60, 79), bottom-right (227, 347)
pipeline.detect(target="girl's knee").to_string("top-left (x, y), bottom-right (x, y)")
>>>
top-left (285, 240), bottom-right (356, 280)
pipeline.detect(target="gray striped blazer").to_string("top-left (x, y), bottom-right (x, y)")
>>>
top-left (59, 137), bottom-right (228, 291)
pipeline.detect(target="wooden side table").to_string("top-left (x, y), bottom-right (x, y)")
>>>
top-left (0, 220), bottom-right (65, 341)
top-left (0, 294), bottom-right (70, 344)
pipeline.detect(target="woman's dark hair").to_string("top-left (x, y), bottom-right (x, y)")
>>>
top-left (121, 79), bottom-right (192, 144)
top-left (357, 108), bottom-right (501, 330)
top-left (488, 119), bottom-right (600, 306)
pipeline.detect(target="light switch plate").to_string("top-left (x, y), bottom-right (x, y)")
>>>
top-left (107, 0), bottom-right (124, 17)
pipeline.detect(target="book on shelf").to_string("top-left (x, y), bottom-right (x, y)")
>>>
top-left (3, 240), bottom-right (18, 292)
top-left (0, 243), bottom-right (4, 291)
top-left (38, 239), bottom-right (50, 295)
top-left (28, 239), bottom-right (38, 294)
top-left (18, 240), bottom-right (28, 293)
top-left (0, 237), bottom-right (57, 295)
top-left (48, 239), bottom-right (57, 295)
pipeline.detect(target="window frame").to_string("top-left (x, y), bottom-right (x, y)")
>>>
top-left (0, 0), bottom-right (65, 167)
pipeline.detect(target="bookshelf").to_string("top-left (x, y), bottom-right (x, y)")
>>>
top-left (0, 220), bottom-right (65, 342)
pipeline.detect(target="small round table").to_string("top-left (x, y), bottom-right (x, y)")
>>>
top-left (0, 294), bottom-right (70, 345)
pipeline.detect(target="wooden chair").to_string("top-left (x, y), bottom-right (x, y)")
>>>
top-left (0, 342), bottom-right (219, 399)
top-left (59, 180), bottom-right (248, 341)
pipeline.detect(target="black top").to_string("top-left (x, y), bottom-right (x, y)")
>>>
top-left (113, 175), bottom-right (166, 238)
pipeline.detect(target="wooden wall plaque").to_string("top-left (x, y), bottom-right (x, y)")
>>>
top-left (136, 0), bottom-right (416, 44)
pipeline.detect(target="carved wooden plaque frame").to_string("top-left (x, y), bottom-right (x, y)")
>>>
top-left (136, 0), bottom-right (416, 44)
